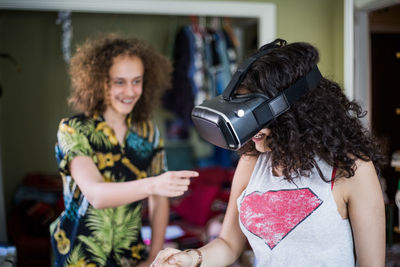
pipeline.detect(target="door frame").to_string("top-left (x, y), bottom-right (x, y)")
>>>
top-left (0, 0), bottom-right (276, 47)
top-left (354, 0), bottom-right (400, 126)
top-left (0, 0), bottom-right (277, 244)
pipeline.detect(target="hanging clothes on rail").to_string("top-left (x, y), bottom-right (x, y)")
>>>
top-left (163, 18), bottom-right (239, 167)
top-left (163, 25), bottom-right (195, 140)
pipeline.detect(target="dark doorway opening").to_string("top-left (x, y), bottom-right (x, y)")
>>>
top-left (370, 33), bottom-right (400, 202)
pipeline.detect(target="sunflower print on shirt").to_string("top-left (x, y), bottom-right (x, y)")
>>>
top-left (50, 113), bottom-right (167, 267)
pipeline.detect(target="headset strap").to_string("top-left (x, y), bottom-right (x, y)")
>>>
top-left (253, 65), bottom-right (322, 126)
top-left (222, 49), bottom-right (273, 101)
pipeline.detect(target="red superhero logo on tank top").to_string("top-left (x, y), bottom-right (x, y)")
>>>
top-left (240, 188), bottom-right (322, 249)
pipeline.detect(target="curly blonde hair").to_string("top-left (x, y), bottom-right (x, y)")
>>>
top-left (68, 34), bottom-right (172, 121)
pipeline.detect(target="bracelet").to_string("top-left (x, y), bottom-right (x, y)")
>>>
top-left (184, 249), bottom-right (202, 267)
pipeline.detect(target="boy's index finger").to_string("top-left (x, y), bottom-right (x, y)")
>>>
top-left (176, 170), bottom-right (199, 177)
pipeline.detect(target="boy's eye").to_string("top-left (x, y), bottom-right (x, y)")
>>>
top-left (133, 79), bottom-right (142, 85)
top-left (113, 80), bottom-right (125, 86)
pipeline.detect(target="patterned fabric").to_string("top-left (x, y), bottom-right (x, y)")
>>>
top-left (237, 152), bottom-right (354, 267)
top-left (50, 113), bottom-right (167, 267)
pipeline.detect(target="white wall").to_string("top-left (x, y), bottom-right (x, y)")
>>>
top-left (354, 11), bottom-right (371, 127)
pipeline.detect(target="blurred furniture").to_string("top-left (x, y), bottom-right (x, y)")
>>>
top-left (7, 173), bottom-right (63, 267)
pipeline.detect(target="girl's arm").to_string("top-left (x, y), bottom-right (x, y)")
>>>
top-left (69, 156), bottom-right (198, 209)
top-left (140, 194), bottom-right (169, 266)
top-left (152, 155), bottom-right (258, 267)
top-left (345, 160), bottom-right (385, 266)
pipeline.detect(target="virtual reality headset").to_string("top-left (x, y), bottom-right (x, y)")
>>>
top-left (191, 47), bottom-right (322, 151)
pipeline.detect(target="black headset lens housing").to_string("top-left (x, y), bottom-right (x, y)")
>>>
top-left (191, 45), bottom-right (322, 151)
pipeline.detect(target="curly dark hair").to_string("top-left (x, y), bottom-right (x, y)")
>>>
top-left (239, 39), bottom-right (386, 182)
top-left (68, 33), bottom-right (172, 121)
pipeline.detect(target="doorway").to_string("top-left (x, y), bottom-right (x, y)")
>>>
top-left (369, 6), bottom-right (400, 259)
top-left (370, 32), bottom-right (400, 201)
top-left (370, 5), bottom-right (400, 203)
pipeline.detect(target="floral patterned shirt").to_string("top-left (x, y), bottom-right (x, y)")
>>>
top-left (50, 113), bottom-right (167, 267)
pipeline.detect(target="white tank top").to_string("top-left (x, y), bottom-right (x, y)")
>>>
top-left (237, 153), bottom-right (354, 267)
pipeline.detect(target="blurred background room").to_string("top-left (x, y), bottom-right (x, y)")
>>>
top-left (0, 0), bottom-right (399, 266)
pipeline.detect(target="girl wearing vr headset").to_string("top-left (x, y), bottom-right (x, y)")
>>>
top-left (50, 34), bottom-right (198, 267)
top-left (152, 40), bottom-right (386, 266)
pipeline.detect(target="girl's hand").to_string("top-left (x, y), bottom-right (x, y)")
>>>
top-left (150, 171), bottom-right (198, 197)
top-left (151, 248), bottom-right (194, 267)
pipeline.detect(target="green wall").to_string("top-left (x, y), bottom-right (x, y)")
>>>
top-left (0, 0), bottom-right (344, 215)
